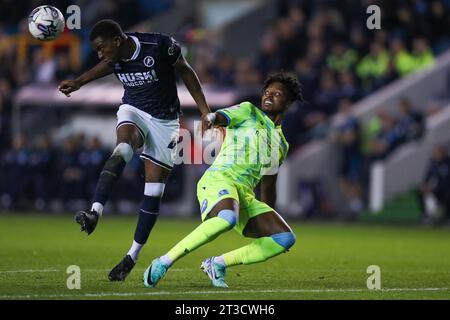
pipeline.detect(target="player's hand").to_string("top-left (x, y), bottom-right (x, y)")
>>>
top-left (58, 79), bottom-right (81, 97)
top-left (201, 113), bottom-right (216, 136)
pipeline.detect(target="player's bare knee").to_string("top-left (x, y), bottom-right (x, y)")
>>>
top-left (271, 231), bottom-right (296, 251)
top-left (217, 209), bottom-right (237, 229)
top-left (112, 142), bottom-right (134, 163)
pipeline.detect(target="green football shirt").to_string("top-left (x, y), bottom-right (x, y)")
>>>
top-left (207, 101), bottom-right (289, 191)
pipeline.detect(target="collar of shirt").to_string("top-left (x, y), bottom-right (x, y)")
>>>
top-left (121, 36), bottom-right (141, 62)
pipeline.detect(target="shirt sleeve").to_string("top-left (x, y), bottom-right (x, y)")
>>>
top-left (216, 102), bottom-right (252, 128)
top-left (160, 34), bottom-right (182, 65)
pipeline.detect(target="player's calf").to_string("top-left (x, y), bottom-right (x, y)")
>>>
top-left (247, 231), bottom-right (297, 263)
top-left (218, 231), bottom-right (297, 267)
top-left (127, 183), bottom-right (165, 261)
top-left (91, 142), bottom-right (134, 212)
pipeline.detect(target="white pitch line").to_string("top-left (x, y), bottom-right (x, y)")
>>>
top-left (0, 269), bottom-right (59, 274)
top-left (0, 268), bottom-right (186, 274)
top-left (1, 287), bottom-right (449, 299)
top-left (83, 268), bottom-right (186, 272)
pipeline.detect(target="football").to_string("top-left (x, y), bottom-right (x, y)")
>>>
top-left (28, 5), bottom-right (65, 41)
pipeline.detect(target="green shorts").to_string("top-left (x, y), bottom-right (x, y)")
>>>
top-left (197, 171), bottom-right (273, 235)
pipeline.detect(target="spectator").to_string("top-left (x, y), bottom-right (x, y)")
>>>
top-left (0, 77), bottom-right (12, 152)
top-left (356, 42), bottom-right (390, 91)
top-left (389, 37), bottom-right (415, 76)
top-left (360, 110), bottom-right (384, 170)
top-left (368, 111), bottom-right (401, 161)
top-left (294, 57), bottom-right (318, 103)
top-left (211, 53), bottom-right (235, 87)
top-left (313, 71), bottom-right (340, 116)
top-left (305, 39), bottom-right (326, 71)
top-left (349, 23), bottom-right (368, 56)
top-left (337, 71), bottom-right (361, 102)
top-left (287, 6), bottom-right (307, 39)
top-left (54, 52), bottom-right (77, 82)
top-left (192, 62), bottom-right (213, 85)
top-left (256, 30), bottom-right (285, 75)
top-left (281, 100), bottom-right (311, 152)
top-left (410, 37), bottom-right (435, 72)
top-left (234, 58), bottom-right (261, 87)
top-left (1, 133), bottom-right (32, 210)
top-left (429, 0), bottom-right (450, 54)
top-left (78, 136), bottom-right (109, 199)
top-left (30, 134), bottom-right (56, 211)
top-left (276, 17), bottom-right (304, 69)
top-left (327, 41), bottom-right (359, 73)
top-left (57, 136), bottom-right (85, 211)
top-left (333, 99), bottom-right (364, 217)
top-left (396, 98), bottom-right (425, 143)
top-left (418, 145), bottom-right (450, 225)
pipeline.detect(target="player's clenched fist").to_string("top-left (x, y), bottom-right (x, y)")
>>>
top-left (201, 113), bottom-right (216, 132)
top-left (58, 79), bottom-right (81, 97)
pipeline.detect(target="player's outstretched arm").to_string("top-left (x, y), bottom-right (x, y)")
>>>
top-left (260, 174), bottom-right (278, 209)
top-left (174, 54), bottom-right (213, 133)
top-left (58, 60), bottom-right (113, 97)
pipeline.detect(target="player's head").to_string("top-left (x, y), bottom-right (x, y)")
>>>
top-left (261, 71), bottom-right (303, 116)
top-left (89, 19), bottom-right (126, 64)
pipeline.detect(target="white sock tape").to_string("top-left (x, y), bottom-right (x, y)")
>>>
top-left (144, 183), bottom-right (165, 197)
top-left (113, 142), bottom-right (134, 163)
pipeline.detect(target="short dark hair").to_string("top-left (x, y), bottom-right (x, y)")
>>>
top-left (263, 71), bottom-right (304, 103)
top-left (89, 19), bottom-right (124, 41)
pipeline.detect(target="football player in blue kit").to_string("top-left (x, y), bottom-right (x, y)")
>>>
top-left (58, 19), bottom-right (212, 281)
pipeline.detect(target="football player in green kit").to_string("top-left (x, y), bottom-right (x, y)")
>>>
top-left (144, 71), bottom-right (303, 288)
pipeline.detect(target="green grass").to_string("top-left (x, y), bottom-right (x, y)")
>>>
top-left (360, 191), bottom-right (422, 223)
top-left (0, 214), bottom-right (450, 300)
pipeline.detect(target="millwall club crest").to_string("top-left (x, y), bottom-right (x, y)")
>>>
top-left (143, 56), bottom-right (154, 67)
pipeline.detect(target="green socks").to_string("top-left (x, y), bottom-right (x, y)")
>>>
top-left (164, 216), bottom-right (232, 264)
top-left (222, 236), bottom-right (286, 267)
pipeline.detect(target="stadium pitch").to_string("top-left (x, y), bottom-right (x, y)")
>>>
top-left (0, 214), bottom-right (449, 300)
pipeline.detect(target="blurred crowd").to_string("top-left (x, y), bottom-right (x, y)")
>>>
top-left (269, 0), bottom-right (449, 152)
top-left (332, 97), bottom-right (426, 218)
top-left (0, 131), bottom-right (190, 212)
top-left (0, 133), bottom-right (140, 212)
top-left (2, 0), bottom-right (450, 214)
